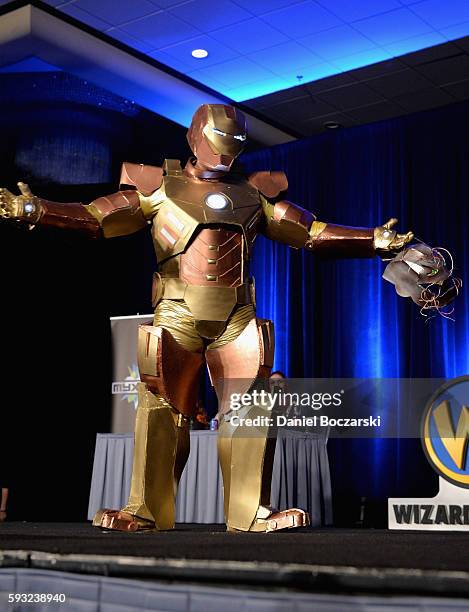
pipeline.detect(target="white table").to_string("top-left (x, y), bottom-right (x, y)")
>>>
top-left (88, 430), bottom-right (332, 526)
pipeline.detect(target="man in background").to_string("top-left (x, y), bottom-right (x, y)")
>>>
top-left (0, 487), bottom-right (8, 522)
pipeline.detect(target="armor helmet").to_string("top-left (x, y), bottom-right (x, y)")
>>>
top-left (187, 104), bottom-right (247, 172)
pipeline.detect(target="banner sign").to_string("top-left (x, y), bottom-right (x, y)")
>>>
top-left (389, 375), bottom-right (469, 531)
top-left (110, 314), bottom-right (152, 433)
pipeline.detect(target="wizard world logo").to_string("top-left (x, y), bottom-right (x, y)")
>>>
top-left (422, 375), bottom-right (469, 488)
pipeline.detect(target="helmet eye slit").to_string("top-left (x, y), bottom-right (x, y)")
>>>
top-left (211, 127), bottom-right (246, 142)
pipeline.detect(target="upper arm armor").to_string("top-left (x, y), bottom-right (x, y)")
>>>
top-left (85, 190), bottom-right (147, 238)
top-left (261, 195), bottom-right (375, 256)
top-left (252, 170), bottom-right (314, 249)
top-left (85, 162), bottom-right (165, 238)
top-left (261, 196), bottom-right (315, 249)
top-left (253, 169), bottom-right (375, 256)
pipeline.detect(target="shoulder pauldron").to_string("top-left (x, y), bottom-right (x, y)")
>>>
top-left (248, 171), bottom-right (288, 199)
top-left (120, 162), bottom-right (164, 196)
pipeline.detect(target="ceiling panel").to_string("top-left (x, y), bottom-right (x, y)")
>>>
top-left (60, 4), bottom-right (110, 30)
top-left (317, 0), bottom-right (402, 22)
top-left (440, 20), bottom-right (469, 41)
top-left (416, 54), bottom-right (469, 85)
top-left (366, 69), bottom-right (434, 97)
top-left (168, 0), bottom-right (251, 32)
top-left (187, 57), bottom-right (276, 89)
top-left (381, 31), bottom-right (447, 57)
top-left (351, 58), bottom-right (407, 80)
top-left (209, 18), bottom-right (288, 55)
top-left (246, 42), bottom-right (324, 74)
top-left (106, 28), bottom-right (154, 53)
top-left (392, 87), bottom-right (454, 112)
top-left (5, 0), bottom-right (469, 141)
top-left (443, 79), bottom-right (469, 100)
top-left (241, 33), bottom-right (469, 137)
top-left (352, 8), bottom-right (434, 46)
top-left (73, 0), bottom-right (156, 27)
top-left (329, 49), bottom-right (392, 72)
top-left (315, 83), bottom-right (385, 110)
top-left (156, 35), bottom-right (238, 70)
top-left (410, 0), bottom-right (469, 30)
top-left (36, 0), bottom-right (469, 102)
top-left (229, 0), bottom-right (304, 14)
top-left (261, 1), bottom-right (342, 38)
top-left (276, 63), bottom-right (338, 89)
top-left (119, 12), bottom-right (199, 49)
top-left (266, 96), bottom-right (337, 122)
top-left (399, 40), bottom-right (462, 66)
top-left (347, 100), bottom-right (404, 123)
top-left (300, 25), bottom-right (378, 61)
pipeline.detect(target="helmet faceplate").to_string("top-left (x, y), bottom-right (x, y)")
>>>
top-left (187, 104), bottom-right (247, 172)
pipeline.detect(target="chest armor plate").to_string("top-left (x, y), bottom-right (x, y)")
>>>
top-left (180, 228), bottom-right (244, 287)
top-left (151, 174), bottom-right (261, 264)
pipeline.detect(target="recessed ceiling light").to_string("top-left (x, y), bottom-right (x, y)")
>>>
top-left (324, 121), bottom-right (342, 130)
top-left (192, 49), bottom-right (208, 59)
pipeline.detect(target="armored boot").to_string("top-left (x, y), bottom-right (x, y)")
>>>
top-left (93, 384), bottom-right (190, 532)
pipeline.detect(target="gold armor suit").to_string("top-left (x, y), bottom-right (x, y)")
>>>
top-left (0, 104), bottom-right (413, 533)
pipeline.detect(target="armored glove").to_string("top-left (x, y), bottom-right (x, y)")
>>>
top-left (374, 218), bottom-right (414, 253)
top-left (0, 182), bottom-right (42, 224)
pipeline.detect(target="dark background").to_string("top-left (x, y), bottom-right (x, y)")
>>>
top-left (0, 70), bottom-right (467, 525)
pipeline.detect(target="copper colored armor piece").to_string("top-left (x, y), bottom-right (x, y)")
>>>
top-left (38, 200), bottom-right (101, 236)
top-left (137, 324), bottom-right (203, 417)
top-left (263, 200), bottom-right (315, 249)
top-left (206, 317), bottom-right (274, 413)
top-left (259, 508), bottom-right (310, 533)
top-left (310, 223), bottom-right (375, 257)
top-left (274, 200), bottom-right (314, 227)
top-left (87, 190), bottom-right (146, 238)
top-left (248, 171), bottom-right (288, 198)
top-left (186, 104), bottom-right (246, 174)
top-left (180, 228), bottom-right (243, 287)
top-left (119, 162), bottom-right (164, 195)
top-left (92, 509), bottom-right (154, 532)
top-left (152, 171), bottom-right (260, 263)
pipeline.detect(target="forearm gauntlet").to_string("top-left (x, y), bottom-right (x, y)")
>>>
top-left (262, 198), bottom-right (375, 257)
top-left (37, 200), bottom-right (101, 237)
top-left (309, 221), bottom-right (375, 257)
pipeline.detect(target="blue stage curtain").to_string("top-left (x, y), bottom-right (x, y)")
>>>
top-left (241, 101), bottom-right (469, 519)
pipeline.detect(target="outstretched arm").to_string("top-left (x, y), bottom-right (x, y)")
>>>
top-left (0, 163), bottom-right (164, 238)
top-left (260, 196), bottom-right (413, 257)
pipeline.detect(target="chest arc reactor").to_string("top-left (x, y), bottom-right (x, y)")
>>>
top-left (204, 192), bottom-right (230, 210)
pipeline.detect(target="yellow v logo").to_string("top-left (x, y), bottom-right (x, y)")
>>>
top-left (433, 400), bottom-right (469, 470)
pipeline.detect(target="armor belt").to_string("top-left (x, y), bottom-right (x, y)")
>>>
top-left (152, 274), bottom-right (255, 339)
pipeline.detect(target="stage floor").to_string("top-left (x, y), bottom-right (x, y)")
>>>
top-left (1, 523), bottom-right (469, 597)
top-left (0, 523), bottom-right (468, 571)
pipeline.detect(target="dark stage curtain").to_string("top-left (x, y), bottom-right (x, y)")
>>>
top-left (0, 72), bottom-right (189, 522)
top-left (241, 100), bottom-right (469, 525)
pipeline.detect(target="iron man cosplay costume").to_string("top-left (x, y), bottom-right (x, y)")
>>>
top-left (0, 104), bottom-right (413, 533)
